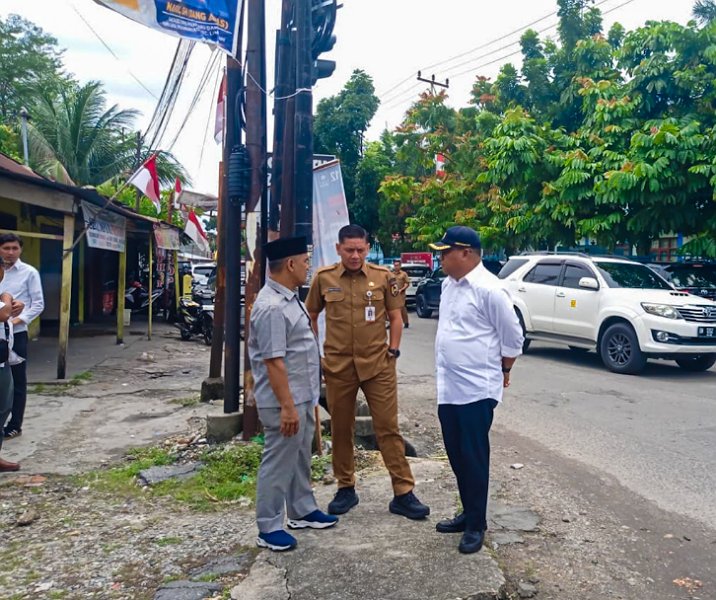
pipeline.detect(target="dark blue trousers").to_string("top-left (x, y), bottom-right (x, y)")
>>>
top-left (438, 399), bottom-right (498, 532)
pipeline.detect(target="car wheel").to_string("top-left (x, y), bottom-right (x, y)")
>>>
top-left (416, 294), bottom-right (432, 318)
top-left (599, 323), bottom-right (646, 374)
top-left (515, 309), bottom-right (530, 353)
top-left (675, 354), bottom-right (716, 372)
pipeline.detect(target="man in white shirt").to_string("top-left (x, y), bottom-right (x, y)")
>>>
top-left (0, 234), bottom-right (45, 440)
top-left (429, 226), bottom-right (524, 554)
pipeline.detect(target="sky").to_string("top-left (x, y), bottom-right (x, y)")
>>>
top-left (0, 0), bottom-right (696, 196)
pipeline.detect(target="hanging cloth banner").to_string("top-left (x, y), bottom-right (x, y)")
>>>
top-left (94, 0), bottom-right (244, 56)
top-left (154, 224), bottom-right (182, 250)
top-left (312, 160), bottom-right (350, 270)
top-left (81, 201), bottom-right (127, 252)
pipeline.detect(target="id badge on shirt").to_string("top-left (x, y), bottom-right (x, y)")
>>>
top-left (365, 306), bottom-right (376, 322)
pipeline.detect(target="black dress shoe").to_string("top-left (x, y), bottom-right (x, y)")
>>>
top-left (458, 530), bottom-right (485, 554)
top-left (328, 487), bottom-right (359, 515)
top-left (436, 513), bottom-right (466, 533)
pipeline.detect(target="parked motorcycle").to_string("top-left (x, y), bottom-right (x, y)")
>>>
top-left (125, 281), bottom-right (163, 314)
top-left (175, 288), bottom-right (214, 346)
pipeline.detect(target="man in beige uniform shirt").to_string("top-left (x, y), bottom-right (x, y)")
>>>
top-left (306, 224), bottom-right (429, 520)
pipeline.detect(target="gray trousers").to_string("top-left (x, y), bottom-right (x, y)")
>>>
top-left (0, 363), bottom-right (13, 453)
top-left (256, 401), bottom-right (319, 533)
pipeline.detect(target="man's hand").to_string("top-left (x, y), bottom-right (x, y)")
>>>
top-left (10, 300), bottom-right (24, 318)
top-left (280, 405), bottom-right (300, 437)
top-left (503, 372), bottom-right (511, 388)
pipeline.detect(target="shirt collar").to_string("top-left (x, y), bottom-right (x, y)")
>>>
top-left (5, 258), bottom-right (23, 272)
top-left (338, 261), bottom-right (369, 278)
top-left (266, 277), bottom-right (296, 300)
top-left (449, 262), bottom-right (487, 285)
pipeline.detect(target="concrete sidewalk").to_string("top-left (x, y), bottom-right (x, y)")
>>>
top-left (231, 459), bottom-right (508, 600)
top-left (26, 319), bottom-right (169, 383)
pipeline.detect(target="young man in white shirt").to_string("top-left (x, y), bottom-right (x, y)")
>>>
top-left (429, 226), bottom-right (524, 554)
top-left (0, 234), bottom-right (45, 440)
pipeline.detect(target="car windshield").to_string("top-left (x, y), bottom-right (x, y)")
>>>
top-left (194, 266), bottom-right (214, 277)
top-left (403, 266), bottom-right (430, 278)
top-left (667, 265), bottom-right (716, 288)
top-left (596, 262), bottom-right (673, 289)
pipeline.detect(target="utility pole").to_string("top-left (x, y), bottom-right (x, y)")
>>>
top-left (241, 0), bottom-right (268, 439)
top-left (224, 54), bottom-right (245, 414)
top-left (269, 0), bottom-right (294, 235)
top-left (208, 162), bottom-right (226, 381)
top-left (417, 70), bottom-right (450, 92)
top-left (294, 0), bottom-right (314, 243)
top-left (19, 107), bottom-right (30, 166)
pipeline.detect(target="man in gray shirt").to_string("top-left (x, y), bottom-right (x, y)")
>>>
top-left (249, 236), bottom-right (338, 552)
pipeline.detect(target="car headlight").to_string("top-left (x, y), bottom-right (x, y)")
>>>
top-left (641, 303), bottom-right (681, 319)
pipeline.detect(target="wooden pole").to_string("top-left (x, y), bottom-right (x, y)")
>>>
top-left (117, 241), bottom-right (127, 344)
top-left (209, 162), bottom-right (226, 379)
top-left (57, 213), bottom-right (75, 380)
top-left (173, 251), bottom-right (180, 312)
top-left (148, 231), bottom-right (153, 341)
top-left (78, 240), bottom-right (85, 325)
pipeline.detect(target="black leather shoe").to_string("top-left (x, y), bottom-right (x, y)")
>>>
top-left (436, 513), bottom-right (466, 533)
top-left (458, 530), bottom-right (485, 554)
top-left (389, 491), bottom-right (430, 520)
top-left (328, 487), bottom-right (359, 515)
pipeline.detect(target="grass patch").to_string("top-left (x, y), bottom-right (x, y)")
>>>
top-left (311, 454), bottom-right (332, 481)
top-left (170, 394), bottom-right (201, 408)
top-left (155, 536), bottom-right (183, 546)
top-left (72, 370), bottom-right (92, 383)
top-left (152, 444), bottom-right (263, 510)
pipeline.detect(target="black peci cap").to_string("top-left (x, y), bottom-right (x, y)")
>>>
top-left (264, 236), bottom-right (308, 261)
top-left (429, 226), bottom-right (481, 251)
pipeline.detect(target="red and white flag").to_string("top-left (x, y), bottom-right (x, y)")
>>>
top-left (128, 154), bottom-right (162, 213)
top-left (435, 153), bottom-right (446, 177)
top-left (214, 73), bottom-right (227, 145)
top-left (185, 210), bottom-right (210, 254)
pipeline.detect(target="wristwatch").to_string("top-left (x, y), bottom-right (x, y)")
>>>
top-left (502, 367), bottom-right (511, 373)
top-left (388, 348), bottom-right (401, 358)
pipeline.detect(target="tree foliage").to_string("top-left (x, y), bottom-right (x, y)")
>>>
top-left (0, 14), bottom-right (66, 124)
top-left (371, 2), bottom-right (716, 257)
top-left (314, 69), bottom-right (379, 220)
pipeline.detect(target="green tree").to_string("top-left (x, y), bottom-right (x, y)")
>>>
top-left (313, 69), bottom-right (379, 216)
top-left (693, 0), bottom-right (716, 25)
top-left (353, 132), bottom-right (394, 235)
top-left (28, 81), bottom-right (187, 192)
top-left (0, 124), bottom-right (20, 161)
top-left (0, 14), bottom-right (66, 123)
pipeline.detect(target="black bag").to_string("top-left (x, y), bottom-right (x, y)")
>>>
top-left (0, 323), bottom-right (10, 364)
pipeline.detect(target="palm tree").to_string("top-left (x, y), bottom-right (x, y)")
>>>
top-left (693, 0), bottom-right (716, 25)
top-left (27, 81), bottom-right (187, 188)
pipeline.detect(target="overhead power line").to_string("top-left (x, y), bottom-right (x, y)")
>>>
top-left (69, 3), bottom-right (158, 100)
top-left (377, 0), bottom-right (639, 115)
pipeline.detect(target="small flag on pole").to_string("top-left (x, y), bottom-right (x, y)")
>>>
top-left (185, 210), bottom-right (211, 254)
top-left (214, 72), bottom-right (227, 145)
top-left (128, 154), bottom-right (162, 213)
top-left (435, 153), bottom-right (446, 177)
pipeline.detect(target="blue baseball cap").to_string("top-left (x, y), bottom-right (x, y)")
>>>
top-left (429, 226), bottom-right (481, 251)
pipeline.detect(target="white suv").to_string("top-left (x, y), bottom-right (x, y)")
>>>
top-left (500, 254), bottom-right (716, 374)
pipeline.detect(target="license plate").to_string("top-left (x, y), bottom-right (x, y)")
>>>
top-left (698, 327), bottom-right (716, 337)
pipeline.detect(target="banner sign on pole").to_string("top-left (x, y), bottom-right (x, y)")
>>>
top-left (154, 224), bottom-right (182, 250)
top-left (94, 0), bottom-right (244, 56)
top-left (81, 201), bottom-right (126, 252)
top-left (312, 160), bottom-right (350, 271)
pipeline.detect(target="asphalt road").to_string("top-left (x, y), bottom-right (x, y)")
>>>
top-left (398, 313), bottom-right (716, 531)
